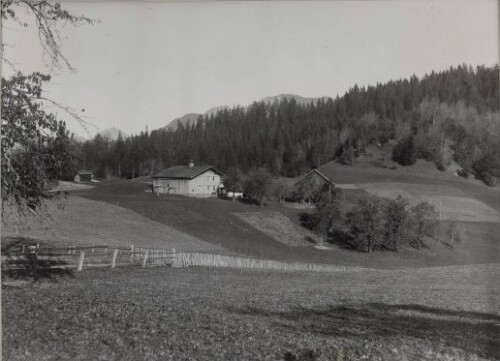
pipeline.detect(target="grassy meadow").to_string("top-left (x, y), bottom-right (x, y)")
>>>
top-left (2, 154), bottom-right (499, 360)
top-left (3, 264), bottom-right (499, 361)
top-left (1, 195), bottom-right (229, 254)
top-left (72, 155), bottom-right (500, 269)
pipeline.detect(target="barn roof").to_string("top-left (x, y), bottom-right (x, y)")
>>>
top-left (294, 169), bottom-right (335, 186)
top-left (152, 165), bottom-right (222, 180)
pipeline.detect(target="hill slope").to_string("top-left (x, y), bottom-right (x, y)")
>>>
top-left (1, 195), bottom-right (230, 254)
top-left (79, 180), bottom-right (499, 269)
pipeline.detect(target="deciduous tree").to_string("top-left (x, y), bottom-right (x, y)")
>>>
top-left (346, 197), bottom-right (385, 252)
top-left (1, 1), bottom-right (94, 218)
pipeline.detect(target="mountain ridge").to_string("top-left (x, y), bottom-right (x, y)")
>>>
top-left (164, 94), bottom-right (330, 131)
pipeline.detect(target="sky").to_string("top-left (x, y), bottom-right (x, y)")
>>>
top-left (2, 0), bottom-right (499, 138)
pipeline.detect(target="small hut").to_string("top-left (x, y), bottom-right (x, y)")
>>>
top-left (294, 169), bottom-right (335, 203)
top-left (74, 170), bottom-right (94, 183)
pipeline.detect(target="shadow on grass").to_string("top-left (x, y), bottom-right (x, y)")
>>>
top-left (228, 303), bottom-right (500, 359)
top-left (2, 237), bottom-right (75, 283)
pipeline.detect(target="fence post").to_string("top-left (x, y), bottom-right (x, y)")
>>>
top-left (172, 248), bottom-right (176, 266)
top-left (130, 245), bottom-right (134, 264)
top-left (142, 250), bottom-right (149, 268)
top-left (111, 249), bottom-right (119, 268)
top-left (77, 251), bottom-right (85, 271)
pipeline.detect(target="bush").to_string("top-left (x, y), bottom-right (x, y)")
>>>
top-left (242, 168), bottom-right (272, 206)
top-left (346, 197), bottom-right (385, 252)
top-left (435, 160), bottom-right (447, 171)
top-left (472, 150), bottom-right (500, 186)
top-left (384, 196), bottom-right (410, 251)
top-left (417, 146), bottom-right (435, 162)
top-left (409, 202), bottom-right (438, 247)
top-left (435, 152), bottom-right (452, 171)
top-left (483, 174), bottom-right (497, 187)
top-left (392, 136), bottom-right (417, 166)
top-left (345, 196), bottom-right (439, 252)
top-left (456, 168), bottom-right (469, 178)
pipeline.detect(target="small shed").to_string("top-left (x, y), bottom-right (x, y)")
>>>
top-left (294, 169), bottom-right (336, 202)
top-left (74, 170), bottom-right (93, 183)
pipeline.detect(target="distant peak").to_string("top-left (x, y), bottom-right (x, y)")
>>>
top-left (164, 94), bottom-right (332, 131)
top-left (260, 94), bottom-right (329, 105)
top-left (98, 127), bottom-right (127, 140)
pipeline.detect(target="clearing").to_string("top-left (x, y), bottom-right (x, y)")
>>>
top-left (3, 264), bottom-right (499, 361)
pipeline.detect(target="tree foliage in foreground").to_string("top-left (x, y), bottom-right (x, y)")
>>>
top-left (1, 73), bottom-right (71, 217)
top-left (1, 1), bottom-right (93, 218)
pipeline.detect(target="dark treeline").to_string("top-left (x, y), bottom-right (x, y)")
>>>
top-left (75, 64), bottom-right (499, 182)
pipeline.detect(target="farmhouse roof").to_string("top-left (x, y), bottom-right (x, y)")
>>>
top-left (152, 165), bottom-right (222, 180)
top-left (294, 169), bottom-right (336, 186)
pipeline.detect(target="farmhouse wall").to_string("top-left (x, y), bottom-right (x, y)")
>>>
top-left (188, 170), bottom-right (221, 197)
top-left (153, 179), bottom-right (189, 194)
top-left (153, 170), bottom-right (221, 197)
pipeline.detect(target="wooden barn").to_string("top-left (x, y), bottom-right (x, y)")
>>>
top-left (294, 169), bottom-right (335, 202)
top-left (152, 161), bottom-right (223, 197)
top-left (74, 170), bottom-right (94, 183)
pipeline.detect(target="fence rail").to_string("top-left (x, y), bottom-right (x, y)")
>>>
top-left (2, 244), bottom-right (368, 273)
top-left (1, 245), bottom-right (175, 272)
top-left (172, 252), bottom-right (367, 272)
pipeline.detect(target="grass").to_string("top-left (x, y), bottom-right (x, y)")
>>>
top-left (359, 182), bottom-right (499, 222)
top-left (75, 181), bottom-right (500, 269)
top-left (318, 155), bottom-right (500, 211)
top-left (234, 210), bottom-right (316, 246)
top-left (1, 195), bottom-right (229, 254)
top-left (3, 264), bottom-right (499, 361)
top-left (2, 157), bottom-right (499, 361)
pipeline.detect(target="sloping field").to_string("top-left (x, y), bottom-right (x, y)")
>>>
top-left (1, 195), bottom-right (229, 254)
top-left (234, 211), bottom-right (317, 246)
top-left (360, 182), bottom-right (499, 223)
top-left (78, 182), bottom-right (500, 269)
top-left (318, 158), bottom-right (500, 212)
top-left (3, 264), bottom-right (500, 361)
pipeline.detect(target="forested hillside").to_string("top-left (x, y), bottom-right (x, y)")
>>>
top-left (74, 64), bottom-right (499, 183)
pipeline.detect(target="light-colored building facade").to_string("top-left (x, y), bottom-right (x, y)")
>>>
top-left (152, 161), bottom-right (222, 197)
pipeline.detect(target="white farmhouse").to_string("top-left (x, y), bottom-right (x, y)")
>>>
top-left (152, 161), bottom-right (222, 197)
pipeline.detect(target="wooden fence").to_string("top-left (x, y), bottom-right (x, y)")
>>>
top-left (172, 252), bottom-right (367, 272)
top-left (1, 244), bottom-right (175, 272)
top-left (2, 244), bottom-right (368, 273)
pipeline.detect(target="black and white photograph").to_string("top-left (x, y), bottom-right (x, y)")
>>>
top-left (1, 0), bottom-right (499, 360)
